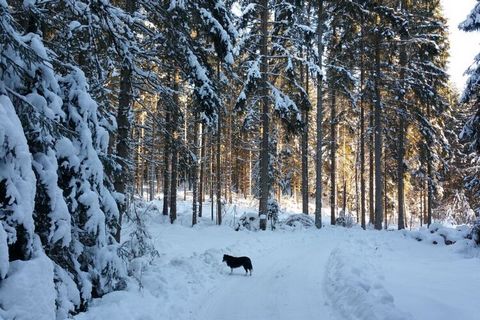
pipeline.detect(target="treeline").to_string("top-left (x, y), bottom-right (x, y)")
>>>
top-left (134, 0), bottom-right (475, 232)
top-left (0, 0), bottom-right (478, 317)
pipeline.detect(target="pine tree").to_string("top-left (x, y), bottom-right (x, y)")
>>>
top-left (235, 0), bottom-right (310, 229)
top-left (459, 1), bottom-right (480, 218)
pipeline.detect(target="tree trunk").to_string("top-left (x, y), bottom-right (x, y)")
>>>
top-left (162, 100), bottom-right (170, 216)
top-left (199, 123), bottom-right (205, 218)
top-left (216, 110), bottom-right (222, 225)
top-left (330, 83), bottom-right (337, 226)
top-left (113, 0), bottom-right (135, 241)
top-left (192, 115), bottom-right (199, 226)
top-left (169, 70), bottom-right (179, 224)
top-left (427, 150), bottom-right (433, 226)
top-left (301, 56), bottom-right (309, 216)
top-left (360, 22), bottom-right (366, 230)
top-left (184, 109), bottom-right (188, 201)
top-left (384, 148), bottom-right (388, 229)
top-left (258, 0), bottom-right (270, 230)
top-left (149, 105), bottom-right (156, 202)
top-left (210, 134), bottom-right (214, 221)
top-left (228, 112), bottom-right (233, 204)
top-left (397, 114), bottom-right (406, 229)
top-left (369, 103), bottom-right (375, 226)
top-left (397, 0), bottom-right (408, 230)
top-left (374, 31), bottom-right (383, 230)
top-left (419, 184), bottom-right (423, 227)
top-left (314, 0), bottom-right (324, 229)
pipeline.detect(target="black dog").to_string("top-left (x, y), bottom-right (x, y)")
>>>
top-left (222, 254), bottom-right (253, 276)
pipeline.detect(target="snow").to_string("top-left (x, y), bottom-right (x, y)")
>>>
top-left (0, 251), bottom-right (56, 320)
top-left (0, 94), bottom-right (36, 263)
top-left (72, 198), bottom-right (480, 320)
top-left (54, 264), bottom-right (81, 319)
top-left (0, 224), bottom-right (7, 279)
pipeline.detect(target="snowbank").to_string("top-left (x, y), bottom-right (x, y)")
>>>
top-left (0, 252), bottom-right (55, 320)
top-left (325, 246), bottom-right (412, 320)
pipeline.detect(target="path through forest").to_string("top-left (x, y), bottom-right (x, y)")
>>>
top-left (196, 232), bottom-right (339, 320)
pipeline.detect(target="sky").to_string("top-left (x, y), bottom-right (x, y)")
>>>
top-left (441, 0), bottom-right (480, 92)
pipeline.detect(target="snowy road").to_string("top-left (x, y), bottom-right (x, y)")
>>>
top-left (196, 234), bottom-right (338, 320)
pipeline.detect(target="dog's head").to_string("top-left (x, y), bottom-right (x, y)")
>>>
top-left (222, 254), bottom-right (228, 262)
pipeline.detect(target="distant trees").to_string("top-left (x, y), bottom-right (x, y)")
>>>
top-left (125, 0), bottom-right (460, 232)
top-left (459, 1), bottom-right (480, 217)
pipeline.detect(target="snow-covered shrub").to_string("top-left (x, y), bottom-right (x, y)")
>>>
top-left (120, 201), bottom-right (159, 262)
top-left (119, 201), bottom-right (159, 288)
top-left (267, 198), bottom-right (279, 230)
top-left (471, 219), bottom-right (480, 245)
top-left (410, 223), bottom-right (473, 246)
top-left (283, 214), bottom-right (314, 229)
top-left (335, 214), bottom-right (355, 228)
top-left (434, 191), bottom-right (476, 225)
top-left (235, 212), bottom-right (259, 231)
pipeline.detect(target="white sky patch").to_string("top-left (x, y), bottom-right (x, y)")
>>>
top-left (441, 0), bottom-right (480, 92)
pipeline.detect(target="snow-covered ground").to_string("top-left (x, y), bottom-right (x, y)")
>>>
top-left (73, 198), bottom-right (480, 320)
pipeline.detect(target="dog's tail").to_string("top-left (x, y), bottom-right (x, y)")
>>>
top-left (246, 258), bottom-right (253, 270)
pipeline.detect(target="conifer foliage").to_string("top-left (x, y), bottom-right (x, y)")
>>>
top-left (1, 1), bottom-right (125, 316)
top-left (459, 1), bottom-right (480, 216)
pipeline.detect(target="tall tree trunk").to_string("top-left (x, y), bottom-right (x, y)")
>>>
top-left (170, 70), bottom-right (179, 224)
top-left (113, 0), bottom-right (136, 242)
top-left (427, 149), bottom-right (433, 226)
top-left (162, 100), bottom-right (170, 216)
top-left (248, 144), bottom-right (253, 197)
top-left (314, 0), bottom-right (324, 229)
top-left (342, 127), bottom-right (347, 216)
top-left (424, 179), bottom-right (428, 225)
top-left (258, 0), bottom-right (270, 230)
top-left (199, 123), bottom-right (206, 218)
top-left (210, 134), bottom-right (214, 221)
top-left (384, 148), bottom-right (388, 229)
top-left (301, 56), bottom-right (309, 216)
top-left (419, 184), bottom-right (423, 227)
top-left (369, 102), bottom-right (375, 225)
top-left (397, 0), bottom-right (408, 230)
top-left (330, 83), bottom-right (337, 225)
top-left (355, 141), bottom-right (359, 223)
top-left (215, 60), bottom-right (222, 225)
top-left (192, 115), bottom-right (199, 226)
top-left (227, 112), bottom-right (233, 204)
top-left (360, 22), bottom-right (366, 230)
top-left (374, 30), bottom-right (383, 230)
top-left (149, 106), bottom-right (156, 202)
top-left (216, 110), bottom-right (222, 225)
top-left (397, 116), bottom-right (406, 229)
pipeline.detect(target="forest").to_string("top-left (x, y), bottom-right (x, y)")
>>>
top-left (1, 0), bottom-right (480, 319)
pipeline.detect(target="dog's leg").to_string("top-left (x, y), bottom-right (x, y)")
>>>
top-left (230, 268), bottom-right (233, 274)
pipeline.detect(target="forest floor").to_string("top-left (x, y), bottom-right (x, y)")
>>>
top-left (74, 197), bottom-right (480, 320)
